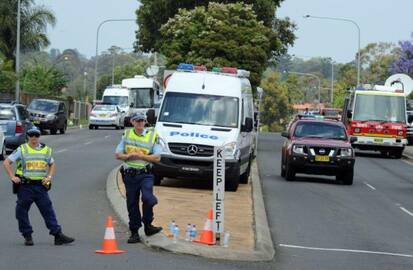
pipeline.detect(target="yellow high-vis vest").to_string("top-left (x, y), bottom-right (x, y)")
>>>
top-left (16, 143), bottom-right (52, 180)
top-left (124, 128), bottom-right (157, 168)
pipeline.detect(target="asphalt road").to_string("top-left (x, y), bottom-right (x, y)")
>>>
top-left (258, 133), bottom-right (413, 270)
top-left (0, 128), bottom-right (274, 270)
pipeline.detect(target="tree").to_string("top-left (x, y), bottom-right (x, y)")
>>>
top-left (359, 42), bottom-right (396, 84)
top-left (260, 72), bottom-right (290, 131)
top-left (0, 53), bottom-right (16, 92)
top-left (0, 0), bottom-right (56, 63)
top-left (391, 34), bottom-right (413, 77)
top-left (135, 0), bottom-right (295, 54)
top-left (21, 64), bottom-right (67, 96)
top-left (159, 3), bottom-right (274, 88)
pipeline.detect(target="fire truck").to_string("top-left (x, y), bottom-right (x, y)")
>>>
top-left (342, 85), bottom-right (408, 158)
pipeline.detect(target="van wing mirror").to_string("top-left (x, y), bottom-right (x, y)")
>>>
top-left (146, 109), bottom-right (156, 125)
top-left (281, 131), bottom-right (289, 138)
top-left (130, 102), bottom-right (134, 108)
top-left (241, 117), bottom-right (253, 132)
top-left (408, 114), bottom-right (413, 124)
top-left (350, 136), bottom-right (357, 143)
top-left (347, 110), bottom-right (352, 119)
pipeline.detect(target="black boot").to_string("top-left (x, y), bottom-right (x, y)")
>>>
top-left (144, 224), bottom-right (162, 236)
top-left (24, 235), bottom-right (33, 246)
top-left (127, 232), bottom-right (140, 244)
top-left (54, 233), bottom-right (75, 245)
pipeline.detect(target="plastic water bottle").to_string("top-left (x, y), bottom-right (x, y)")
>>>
top-left (223, 232), bottom-right (230, 248)
top-left (173, 225), bottom-right (180, 243)
top-left (169, 220), bottom-right (176, 236)
top-left (190, 225), bottom-right (197, 241)
top-left (185, 224), bottom-right (191, 241)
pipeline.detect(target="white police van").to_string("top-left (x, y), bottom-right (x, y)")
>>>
top-left (153, 64), bottom-right (255, 191)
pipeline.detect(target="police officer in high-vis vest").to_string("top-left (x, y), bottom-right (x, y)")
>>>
top-left (115, 112), bottom-right (162, 243)
top-left (3, 127), bottom-right (74, 246)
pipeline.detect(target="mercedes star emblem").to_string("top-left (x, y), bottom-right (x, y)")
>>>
top-left (187, 145), bottom-right (199, 155)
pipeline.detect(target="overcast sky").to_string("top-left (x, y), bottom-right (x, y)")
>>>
top-left (37, 0), bottom-right (412, 63)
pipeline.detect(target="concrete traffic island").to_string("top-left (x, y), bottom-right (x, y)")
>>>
top-left (106, 161), bottom-right (274, 261)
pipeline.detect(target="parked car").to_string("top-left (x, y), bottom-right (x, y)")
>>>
top-left (0, 129), bottom-right (5, 160)
top-left (281, 119), bottom-right (356, 185)
top-left (89, 105), bottom-right (123, 129)
top-left (320, 108), bottom-right (342, 121)
top-left (0, 103), bottom-right (34, 150)
top-left (407, 110), bottom-right (413, 145)
top-left (27, 99), bottom-right (67, 135)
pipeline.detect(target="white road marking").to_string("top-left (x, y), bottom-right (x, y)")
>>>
top-left (400, 207), bottom-right (413, 217)
top-left (104, 135), bottom-right (110, 139)
top-left (363, 182), bottom-right (376, 190)
top-left (55, 149), bottom-right (67, 154)
top-left (279, 244), bottom-right (413, 259)
top-left (84, 141), bottom-right (93, 145)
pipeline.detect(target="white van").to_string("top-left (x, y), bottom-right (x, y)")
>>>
top-left (153, 64), bottom-right (255, 191)
top-left (102, 86), bottom-right (130, 127)
top-left (122, 75), bottom-right (161, 126)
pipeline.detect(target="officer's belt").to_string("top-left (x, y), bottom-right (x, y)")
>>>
top-left (122, 165), bottom-right (151, 176)
top-left (20, 177), bottom-right (43, 185)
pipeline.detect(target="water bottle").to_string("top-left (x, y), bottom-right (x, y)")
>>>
top-left (190, 225), bottom-right (197, 241)
top-left (185, 224), bottom-right (191, 241)
top-left (223, 232), bottom-right (230, 248)
top-left (169, 220), bottom-right (176, 236)
top-left (173, 225), bottom-right (180, 243)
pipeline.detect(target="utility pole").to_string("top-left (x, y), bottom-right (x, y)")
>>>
top-left (15, 0), bottom-right (21, 102)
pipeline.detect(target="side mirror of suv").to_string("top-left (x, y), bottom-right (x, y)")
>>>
top-left (281, 131), bottom-right (289, 138)
top-left (349, 136), bottom-right (357, 143)
top-left (408, 114), bottom-right (413, 124)
top-left (241, 117), bottom-right (253, 132)
top-left (347, 110), bottom-right (352, 119)
top-left (146, 109), bottom-right (156, 125)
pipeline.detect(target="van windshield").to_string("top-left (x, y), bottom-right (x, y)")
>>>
top-left (130, 88), bottom-right (153, 108)
top-left (159, 92), bottom-right (239, 128)
top-left (102, 96), bottom-right (128, 106)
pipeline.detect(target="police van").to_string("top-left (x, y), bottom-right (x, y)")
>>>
top-left (152, 64), bottom-right (255, 191)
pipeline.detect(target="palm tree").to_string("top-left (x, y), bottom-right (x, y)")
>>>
top-left (0, 0), bottom-right (56, 65)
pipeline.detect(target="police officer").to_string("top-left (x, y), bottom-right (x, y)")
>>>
top-left (115, 112), bottom-right (162, 243)
top-left (3, 127), bottom-right (75, 246)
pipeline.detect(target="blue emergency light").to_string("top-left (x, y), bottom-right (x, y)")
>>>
top-left (177, 63), bottom-right (194, 71)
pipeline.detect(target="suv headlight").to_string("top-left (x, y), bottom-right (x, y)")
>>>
top-left (223, 142), bottom-right (240, 160)
top-left (292, 145), bottom-right (306, 155)
top-left (46, 114), bottom-right (56, 120)
top-left (339, 148), bottom-right (353, 157)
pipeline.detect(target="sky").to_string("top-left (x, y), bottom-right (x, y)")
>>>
top-left (36, 0), bottom-right (413, 64)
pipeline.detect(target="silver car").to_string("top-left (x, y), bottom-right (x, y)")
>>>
top-left (89, 105), bottom-right (123, 130)
top-left (0, 103), bottom-right (34, 150)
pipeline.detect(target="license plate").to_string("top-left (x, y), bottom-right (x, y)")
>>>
top-left (374, 138), bottom-right (384, 143)
top-left (100, 114), bottom-right (108, 118)
top-left (33, 120), bottom-right (40, 124)
top-left (181, 167), bottom-right (200, 172)
top-left (315, 155), bottom-right (330, 162)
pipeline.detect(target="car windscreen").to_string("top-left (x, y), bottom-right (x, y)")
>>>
top-left (294, 122), bottom-right (347, 140)
top-left (28, 100), bottom-right (58, 112)
top-left (92, 105), bottom-right (116, 112)
top-left (353, 94), bottom-right (406, 123)
top-left (159, 92), bottom-right (239, 128)
top-left (0, 107), bottom-right (15, 120)
top-left (102, 96), bottom-right (128, 106)
top-left (130, 88), bottom-right (153, 108)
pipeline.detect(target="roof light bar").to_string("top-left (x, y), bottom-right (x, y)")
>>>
top-left (177, 63), bottom-right (194, 71)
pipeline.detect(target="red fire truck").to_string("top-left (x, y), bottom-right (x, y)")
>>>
top-left (342, 85), bottom-right (408, 158)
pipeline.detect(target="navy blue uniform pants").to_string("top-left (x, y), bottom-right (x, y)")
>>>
top-left (123, 173), bottom-right (158, 233)
top-left (16, 184), bottom-right (61, 237)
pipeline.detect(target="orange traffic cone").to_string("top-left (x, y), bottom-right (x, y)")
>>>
top-left (96, 216), bottom-right (125, 254)
top-left (193, 209), bottom-right (215, 245)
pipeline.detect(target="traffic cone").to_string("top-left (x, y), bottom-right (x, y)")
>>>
top-left (193, 209), bottom-right (215, 245)
top-left (96, 216), bottom-right (125, 254)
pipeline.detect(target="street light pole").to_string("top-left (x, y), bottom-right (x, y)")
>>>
top-left (93, 19), bottom-right (135, 104)
top-left (304, 15), bottom-right (361, 87)
top-left (287, 71), bottom-right (322, 103)
top-left (15, 0), bottom-right (21, 102)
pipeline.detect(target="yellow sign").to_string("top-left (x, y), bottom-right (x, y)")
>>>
top-left (125, 146), bottom-right (149, 155)
top-left (26, 161), bottom-right (47, 170)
